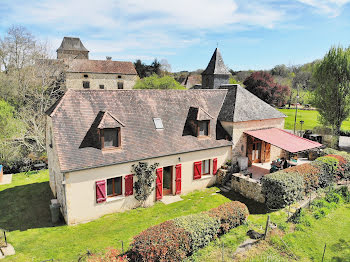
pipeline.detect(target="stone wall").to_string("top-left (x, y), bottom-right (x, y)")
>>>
top-left (66, 72), bottom-right (137, 90)
top-left (231, 173), bottom-right (265, 203)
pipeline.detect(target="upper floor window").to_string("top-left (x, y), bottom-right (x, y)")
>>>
top-left (99, 84), bottom-right (105, 89)
top-left (100, 128), bottom-right (121, 149)
top-left (118, 82), bottom-right (124, 89)
top-left (118, 75), bottom-right (122, 79)
top-left (83, 81), bottom-right (90, 89)
top-left (197, 120), bottom-right (209, 137)
top-left (84, 74), bottom-right (89, 78)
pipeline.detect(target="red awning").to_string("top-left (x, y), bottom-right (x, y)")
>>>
top-left (244, 128), bottom-right (322, 153)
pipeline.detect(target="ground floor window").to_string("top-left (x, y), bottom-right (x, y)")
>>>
top-left (202, 159), bottom-right (210, 175)
top-left (107, 177), bottom-right (122, 197)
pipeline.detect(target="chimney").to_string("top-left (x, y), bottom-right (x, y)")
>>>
top-left (106, 56), bottom-right (112, 60)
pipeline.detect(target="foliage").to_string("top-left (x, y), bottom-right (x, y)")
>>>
top-left (312, 46), bottom-right (350, 148)
top-left (131, 220), bottom-right (191, 262)
top-left (173, 213), bottom-right (220, 252)
top-left (87, 248), bottom-right (128, 262)
top-left (134, 59), bottom-right (161, 78)
top-left (243, 71), bottom-right (290, 107)
top-left (207, 201), bottom-right (249, 234)
top-left (313, 156), bottom-right (339, 187)
top-left (0, 26), bottom-right (65, 170)
top-left (283, 163), bottom-right (320, 193)
top-left (261, 171), bottom-right (304, 209)
top-left (131, 162), bottom-right (159, 206)
top-left (133, 74), bottom-right (185, 90)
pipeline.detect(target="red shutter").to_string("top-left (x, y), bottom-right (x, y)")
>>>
top-left (193, 161), bottom-right (202, 180)
top-left (96, 180), bottom-right (106, 203)
top-left (125, 174), bottom-right (134, 196)
top-left (175, 164), bottom-right (182, 195)
top-left (213, 158), bottom-right (218, 175)
top-left (156, 168), bottom-right (163, 200)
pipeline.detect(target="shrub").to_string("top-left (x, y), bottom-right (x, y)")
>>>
top-left (313, 207), bottom-right (330, 219)
top-left (313, 156), bottom-right (339, 187)
top-left (335, 186), bottom-right (350, 203)
top-left (130, 220), bottom-right (191, 262)
top-left (87, 248), bottom-right (128, 262)
top-left (207, 201), bottom-right (249, 234)
top-left (173, 213), bottom-right (220, 252)
top-left (261, 171), bottom-right (304, 209)
top-left (325, 192), bottom-right (343, 204)
top-left (283, 163), bottom-right (320, 193)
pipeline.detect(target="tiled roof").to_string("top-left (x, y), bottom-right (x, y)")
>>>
top-left (181, 74), bottom-right (201, 88)
top-left (49, 89), bottom-right (232, 172)
top-left (218, 85), bottom-right (286, 122)
top-left (57, 37), bottom-right (89, 52)
top-left (65, 59), bottom-right (137, 75)
top-left (202, 48), bottom-right (231, 75)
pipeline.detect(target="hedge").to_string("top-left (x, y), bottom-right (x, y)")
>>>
top-left (207, 201), bottom-right (249, 234)
top-left (130, 220), bottom-right (191, 262)
top-left (313, 156), bottom-right (339, 187)
top-left (130, 201), bottom-right (248, 261)
top-left (173, 213), bottom-right (220, 252)
top-left (261, 171), bottom-right (304, 209)
top-left (283, 163), bottom-right (320, 193)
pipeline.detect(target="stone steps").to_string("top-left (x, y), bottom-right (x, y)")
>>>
top-left (220, 185), bottom-right (231, 192)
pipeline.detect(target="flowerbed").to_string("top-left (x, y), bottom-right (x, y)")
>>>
top-left (130, 201), bottom-right (249, 262)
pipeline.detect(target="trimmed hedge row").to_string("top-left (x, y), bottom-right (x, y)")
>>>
top-left (262, 149), bottom-right (350, 209)
top-left (130, 201), bottom-right (249, 262)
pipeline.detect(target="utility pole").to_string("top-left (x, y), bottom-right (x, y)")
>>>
top-left (293, 84), bottom-right (300, 134)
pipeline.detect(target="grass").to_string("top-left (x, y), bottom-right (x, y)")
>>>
top-left (0, 170), bottom-right (235, 261)
top-left (2, 170), bottom-right (349, 261)
top-left (278, 108), bottom-right (350, 131)
top-left (192, 198), bottom-right (350, 262)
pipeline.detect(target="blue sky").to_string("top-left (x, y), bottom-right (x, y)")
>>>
top-left (1, 0), bottom-right (350, 72)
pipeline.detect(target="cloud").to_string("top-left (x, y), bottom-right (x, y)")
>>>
top-left (297, 0), bottom-right (350, 17)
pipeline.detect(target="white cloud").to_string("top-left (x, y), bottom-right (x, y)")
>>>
top-left (297, 0), bottom-right (350, 17)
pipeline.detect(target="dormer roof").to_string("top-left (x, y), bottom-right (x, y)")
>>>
top-left (202, 48), bottom-right (231, 75)
top-left (97, 111), bottom-right (125, 129)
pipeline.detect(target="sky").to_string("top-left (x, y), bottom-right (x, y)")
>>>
top-left (0, 0), bottom-right (350, 72)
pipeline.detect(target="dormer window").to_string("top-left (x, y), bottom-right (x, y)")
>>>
top-left (197, 120), bottom-right (209, 137)
top-left (101, 128), bottom-right (121, 149)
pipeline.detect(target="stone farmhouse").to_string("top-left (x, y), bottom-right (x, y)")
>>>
top-left (57, 37), bottom-right (138, 90)
top-left (46, 48), bottom-right (321, 225)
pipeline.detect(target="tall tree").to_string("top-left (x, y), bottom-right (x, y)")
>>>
top-left (243, 71), bottom-right (290, 107)
top-left (0, 25), bottom-right (65, 163)
top-left (313, 46), bottom-right (350, 148)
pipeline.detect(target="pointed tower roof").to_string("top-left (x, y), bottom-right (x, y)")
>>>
top-left (57, 37), bottom-right (89, 52)
top-left (202, 48), bottom-right (231, 75)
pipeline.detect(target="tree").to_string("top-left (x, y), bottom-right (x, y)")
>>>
top-left (0, 25), bottom-right (65, 166)
top-left (160, 58), bottom-right (172, 74)
top-left (133, 74), bottom-right (185, 89)
top-left (243, 71), bottom-right (290, 107)
top-left (132, 162), bottom-right (159, 207)
top-left (270, 64), bottom-right (290, 77)
top-left (133, 59), bottom-right (162, 78)
top-left (313, 46), bottom-right (350, 148)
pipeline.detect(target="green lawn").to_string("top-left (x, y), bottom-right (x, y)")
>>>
top-left (2, 170), bottom-right (349, 261)
top-left (191, 201), bottom-right (350, 262)
top-left (278, 108), bottom-right (350, 131)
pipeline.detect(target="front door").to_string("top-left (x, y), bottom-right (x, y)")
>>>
top-left (163, 166), bottom-right (173, 196)
top-left (252, 140), bottom-right (262, 163)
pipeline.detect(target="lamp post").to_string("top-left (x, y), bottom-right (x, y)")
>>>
top-left (293, 86), bottom-right (300, 134)
top-left (300, 120), bottom-right (304, 136)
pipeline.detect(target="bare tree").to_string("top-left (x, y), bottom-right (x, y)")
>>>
top-left (0, 25), bottom-right (66, 159)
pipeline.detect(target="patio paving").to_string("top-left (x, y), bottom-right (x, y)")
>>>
top-left (160, 195), bottom-right (183, 205)
top-left (247, 158), bottom-right (311, 180)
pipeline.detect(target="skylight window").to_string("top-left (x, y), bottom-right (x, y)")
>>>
top-left (153, 118), bottom-right (164, 130)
